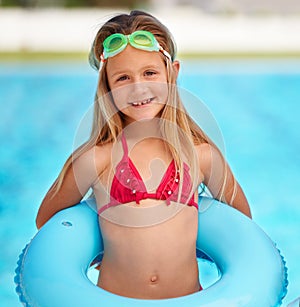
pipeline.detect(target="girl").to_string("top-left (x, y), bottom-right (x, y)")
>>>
top-left (36, 10), bottom-right (251, 299)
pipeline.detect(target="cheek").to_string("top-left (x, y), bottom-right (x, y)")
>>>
top-left (111, 86), bottom-right (130, 111)
top-left (151, 82), bottom-right (169, 103)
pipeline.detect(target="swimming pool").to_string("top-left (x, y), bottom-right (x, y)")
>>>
top-left (0, 58), bottom-right (299, 306)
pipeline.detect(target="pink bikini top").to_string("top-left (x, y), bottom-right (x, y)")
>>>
top-left (98, 134), bottom-right (198, 215)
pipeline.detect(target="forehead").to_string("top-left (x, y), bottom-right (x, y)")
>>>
top-left (106, 45), bottom-right (165, 73)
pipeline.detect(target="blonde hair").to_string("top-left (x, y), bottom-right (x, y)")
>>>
top-left (52, 10), bottom-right (236, 204)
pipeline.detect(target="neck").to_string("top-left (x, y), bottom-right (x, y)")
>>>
top-left (123, 118), bottom-right (162, 141)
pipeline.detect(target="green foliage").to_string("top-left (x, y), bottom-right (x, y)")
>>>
top-left (1, 0), bottom-right (24, 7)
top-left (1, 0), bottom-right (149, 8)
top-left (66, 0), bottom-right (149, 8)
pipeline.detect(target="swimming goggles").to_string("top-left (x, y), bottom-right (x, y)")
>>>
top-left (101, 30), bottom-right (172, 62)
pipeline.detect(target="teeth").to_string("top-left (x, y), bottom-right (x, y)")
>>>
top-left (131, 98), bottom-right (152, 106)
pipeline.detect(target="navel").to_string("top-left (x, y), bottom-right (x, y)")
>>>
top-left (150, 275), bottom-right (159, 284)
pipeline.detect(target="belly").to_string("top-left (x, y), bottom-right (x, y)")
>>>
top-left (97, 202), bottom-right (199, 299)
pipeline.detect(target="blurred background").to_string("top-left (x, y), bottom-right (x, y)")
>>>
top-left (1, 0), bottom-right (300, 12)
top-left (1, 0), bottom-right (300, 57)
top-left (0, 0), bottom-right (299, 306)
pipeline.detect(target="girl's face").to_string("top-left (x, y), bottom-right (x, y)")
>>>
top-left (106, 45), bottom-right (171, 124)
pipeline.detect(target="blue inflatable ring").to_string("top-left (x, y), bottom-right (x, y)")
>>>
top-left (15, 197), bottom-right (287, 307)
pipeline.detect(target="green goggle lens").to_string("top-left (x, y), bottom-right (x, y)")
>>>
top-left (102, 30), bottom-right (170, 61)
top-left (130, 33), bottom-right (155, 48)
top-left (103, 34), bottom-right (128, 57)
top-left (107, 36), bottom-right (124, 50)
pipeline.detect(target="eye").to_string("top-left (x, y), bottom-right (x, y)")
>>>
top-left (117, 75), bottom-right (129, 82)
top-left (144, 70), bottom-right (157, 77)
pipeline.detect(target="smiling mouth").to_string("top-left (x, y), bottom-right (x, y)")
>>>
top-left (129, 97), bottom-right (154, 107)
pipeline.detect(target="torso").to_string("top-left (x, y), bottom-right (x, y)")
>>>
top-left (98, 203), bottom-right (199, 298)
top-left (92, 137), bottom-right (201, 298)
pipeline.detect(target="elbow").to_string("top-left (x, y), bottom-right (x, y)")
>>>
top-left (242, 206), bottom-right (252, 219)
top-left (35, 208), bottom-right (49, 230)
top-left (35, 214), bottom-right (44, 230)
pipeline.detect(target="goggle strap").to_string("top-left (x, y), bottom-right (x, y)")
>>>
top-left (159, 47), bottom-right (172, 62)
top-left (100, 54), bottom-right (106, 63)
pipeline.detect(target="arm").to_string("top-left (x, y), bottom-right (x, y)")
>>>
top-left (197, 143), bottom-right (252, 218)
top-left (36, 147), bottom-right (101, 229)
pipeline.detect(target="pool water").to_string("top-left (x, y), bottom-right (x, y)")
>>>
top-left (0, 58), bottom-right (299, 306)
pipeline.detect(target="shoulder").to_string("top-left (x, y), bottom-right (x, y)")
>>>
top-left (195, 142), bottom-right (217, 163)
top-left (73, 143), bottom-right (113, 179)
top-left (195, 142), bottom-right (225, 175)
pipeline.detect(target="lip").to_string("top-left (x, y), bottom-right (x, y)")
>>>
top-left (128, 97), bottom-right (155, 107)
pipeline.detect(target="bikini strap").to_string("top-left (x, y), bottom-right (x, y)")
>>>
top-left (121, 132), bottom-right (129, 156)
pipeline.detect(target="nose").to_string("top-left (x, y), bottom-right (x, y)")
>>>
top-left (129, 81), bottom-right (148, 97)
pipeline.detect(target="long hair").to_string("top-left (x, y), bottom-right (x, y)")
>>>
top-left (52, 10), bottom-right (236, 204)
